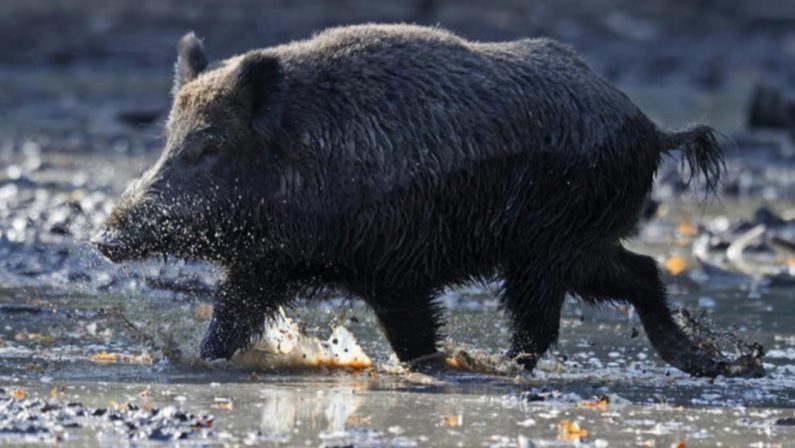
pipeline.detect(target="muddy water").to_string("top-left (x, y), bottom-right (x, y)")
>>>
top-left (2, 281), bottom-right (795, 446)
top-left (2, 89), bottom-right (795, 446)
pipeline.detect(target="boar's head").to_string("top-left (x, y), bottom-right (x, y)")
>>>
top-left (92, 33), bottom-right (284, 263)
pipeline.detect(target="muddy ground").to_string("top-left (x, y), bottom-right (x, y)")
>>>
top-left (1, 0), bottom-right (795, 446)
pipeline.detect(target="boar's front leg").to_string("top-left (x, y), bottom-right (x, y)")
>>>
top-left (574, 247), bottom-right (764, 378)
top-left (502, 265), bottom-right (567, 370)
top-left (200, 268), bottom-right (288, 361)
top-left (368, 288), bottom-right (444, 366)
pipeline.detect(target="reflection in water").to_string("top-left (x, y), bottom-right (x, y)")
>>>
top-left (258, 387), bottom-right (361, 437)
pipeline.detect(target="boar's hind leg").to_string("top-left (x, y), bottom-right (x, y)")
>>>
top-left (502, 265), bottom-right (566, 371)
top-left (574, 247), bottom-right (731, 378)
top-left (200, 273), bottom-right (287, 361)
top-left (369, 290), bottom-right (443, 365)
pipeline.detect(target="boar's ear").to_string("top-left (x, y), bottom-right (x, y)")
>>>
top-left (172, 32), bottom-right (208, 95)
top-left (234, 52), bottom-right (283, 140)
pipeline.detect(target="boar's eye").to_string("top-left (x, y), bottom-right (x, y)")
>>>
top-left (184, 132), bottom-right (225, 163)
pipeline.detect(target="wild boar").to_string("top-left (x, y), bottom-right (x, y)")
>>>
top-left (92, 24), bottom-right (760, 377)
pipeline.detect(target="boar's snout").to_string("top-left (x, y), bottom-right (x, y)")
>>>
top-left (92, 186), bottom-right (164, 263)
top-left (93, 171), bottom-right (216, 263)
top-left (90, 228), bottom-right (130, 263)
top-left (91, 224), bottom-right (155, 263)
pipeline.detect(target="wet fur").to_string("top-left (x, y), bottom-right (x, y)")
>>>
top-left (100, 24), bottom-right (734, 376)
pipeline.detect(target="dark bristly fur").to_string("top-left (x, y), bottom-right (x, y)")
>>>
top-left (92, 24), bottom-right (762, 378)
top-left (661, 124), bottom-right (725, 194)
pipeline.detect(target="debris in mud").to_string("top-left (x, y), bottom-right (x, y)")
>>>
top-left (0, 388), bottom-right (216, 443)
top-left (89, 351), bottom-right (153, 365)
top-left (675, 308), bottom-right (766, 377)
top-left (0, 304), bottom-right (43, 315)
top-left (775, 417), bottom-right (795, 426)
top-left (692, 207), bottom-right (795, 283)
top-left (441, 341), bottom-right (526, 376)
top-left (0, 393), bottom-right (80, 443)
top-left (14, 332), bottom-right (55, 344)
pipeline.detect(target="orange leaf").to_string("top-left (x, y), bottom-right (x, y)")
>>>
top-left (577, 395), bottom-right (609, 411)
top-left (442, 415), bottom-right (463, 427)
top-left (210, 401), bottom-right (233, 411)
top-left (664, 255), bottom-right (688, 276)
top-left (11, 388), bottom-right (26, 399)
top-left (91, 351), bottom-right (119, 363)
top-left (558, 420), bottom-right (588, 441)
top-left (346, 414), bottom-right (371, 426)
top-left (678, 220), bottom-right (697, 237)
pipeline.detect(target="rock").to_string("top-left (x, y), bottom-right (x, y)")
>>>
top-left (776, 417), bottom-right (795, 426)
top-left (749, 85), bottom-right (795, 136)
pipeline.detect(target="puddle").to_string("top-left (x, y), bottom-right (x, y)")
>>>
top-left (2, 272), bottom-right (795, 446)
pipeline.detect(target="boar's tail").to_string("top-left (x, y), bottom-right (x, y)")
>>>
top-left (659, 124), bottom-right (725, 195)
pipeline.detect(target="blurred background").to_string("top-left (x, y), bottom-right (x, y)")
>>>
top-left (1, 2), bottom-right (795, 445)
top-left (1, 0), bottom-right (793, 154)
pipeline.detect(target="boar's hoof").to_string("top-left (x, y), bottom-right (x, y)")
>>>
top-left (199, 332), bottom-right (240, 361)
top-left (722, 353), bottom-right (766, 378)
top-left (406, 351), bottom-right (448, 372)
top-left (679, 358), bottom-right (729, 378)
top-left (200, 311), bottom-right (262, 361)
top-left (506, 351), bottom-right (541, 372)
top-left (667, 349), bottom-right (766, 379)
